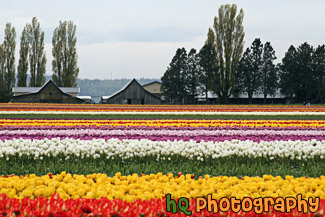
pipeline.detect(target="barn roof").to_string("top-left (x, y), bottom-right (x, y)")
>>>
top-left (13, 86), bottom-right (79, 94)
top-left (11, 80), bottom-right (84, 103)
top-left (102, 78), bottom-right (161, 100)
top-left (142, 81), bottom-right (162, 87)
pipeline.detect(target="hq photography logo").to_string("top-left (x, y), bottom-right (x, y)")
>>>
top-left (165, 194), bottom-right (320, 216)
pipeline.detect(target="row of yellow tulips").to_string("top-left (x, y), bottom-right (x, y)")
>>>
top-left (0, 172), bottom-right (324, 202)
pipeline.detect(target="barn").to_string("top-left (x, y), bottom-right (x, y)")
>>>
top-left (101, 79), bottom-right (161, 104)
top-left (142, 81), bottom-right (162, 97)
top-left (11, 80), bottom-right (85, 104)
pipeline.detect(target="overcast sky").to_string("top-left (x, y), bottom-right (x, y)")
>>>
top-left (1, 0), bottom-right (325, 79)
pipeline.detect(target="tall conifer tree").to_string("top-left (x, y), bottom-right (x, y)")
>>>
top-left (209, 4), bottom-right (245, 103)
top-left (28, 17), bottom-right (46, 87)
top-left (0, 23), bottom-right (16, 102)
top-left (17, 27), bottom-right (29, 87)
top-left (0, 45), bottom-right (5, 92)
top-left (52, 21), bottom-right (79, 87)
top-left (3, 23), bottom-right (16, 92)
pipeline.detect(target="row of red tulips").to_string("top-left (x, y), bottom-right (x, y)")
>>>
top-left (0, 194), bottom-right (324, 217)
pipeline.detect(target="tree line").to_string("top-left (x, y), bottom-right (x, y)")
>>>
top-left (161, 4), bottom-right (325, 104)
top-left (0, 17), bottom-right (79, 102)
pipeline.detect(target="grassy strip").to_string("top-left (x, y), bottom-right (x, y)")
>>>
top-left (0, 156), bottom-right (323, 177)
top-left (1, 113), bottom-right (325, 120)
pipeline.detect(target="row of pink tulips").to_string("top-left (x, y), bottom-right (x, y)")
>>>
top-left (1, 128), bottom-right (325, 142)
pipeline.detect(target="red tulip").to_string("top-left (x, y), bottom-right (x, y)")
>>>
top-left (110, 211), bottom-right (120, 217)
top-left (81, 204), bottom-right (92, 213)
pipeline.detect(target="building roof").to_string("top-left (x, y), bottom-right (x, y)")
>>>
top-left (142, 81), bottom-right (162, 87)
top-left (13, 86), bottom-right (80, 94)
top-left (102, 78), bottom-right (161, 100)
top-left (11, 80), bottom-right (84, 103)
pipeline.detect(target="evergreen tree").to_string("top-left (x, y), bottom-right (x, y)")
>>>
top-left (52, 21), bottom-right (79, 87)
top-left (17, 27), bottom-right (29, 87)
top-left (237, 48), bottom-right (253, 103)
top-left (161, 48), bottom-right (188, 103)
top-left (210, 4), bottom-right (245, 103)
top-left (28, 17), bottom-right (46, 87)
top-left (0, 45), bottom-right (5, 92)
top-left (185, 48), bottom-right (201, 104)
top-left (280, 43), bottom-right (315, 102)
top-left (312, 45), bottom-right (325, 102)
top-left (237, 38), bottom-right (263, 104)
top-left (199, 43), bottom-right (217, 102)
top-left (296, 43), bottom-right (314, 101)
top-left (279, 46), bottom-right (297, 100)
top-left (260, 42), bottom-right (278, 103)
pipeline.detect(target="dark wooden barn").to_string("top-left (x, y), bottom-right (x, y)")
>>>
top-left (11, 80), bottom-right (85, 104)
top-left (101, 79), bottom-right (161, 104)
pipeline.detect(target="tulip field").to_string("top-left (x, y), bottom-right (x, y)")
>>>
top-left (1, 103), bottom-right (325, 216)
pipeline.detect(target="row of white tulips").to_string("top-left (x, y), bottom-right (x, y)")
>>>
top-left (0, 138), bottom-right (324, 161)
